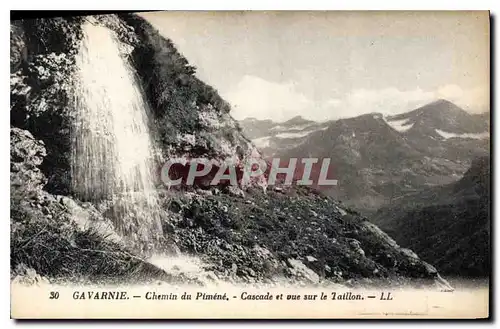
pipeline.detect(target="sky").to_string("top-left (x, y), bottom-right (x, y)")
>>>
top-left (141, 11), bottom-right (490, 122)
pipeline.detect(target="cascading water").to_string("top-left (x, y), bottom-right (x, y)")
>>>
top-left (71, 20), bottom-right (163, 251)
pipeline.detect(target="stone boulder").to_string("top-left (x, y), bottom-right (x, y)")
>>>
top-left (10, 128), bottom-right (47, 194)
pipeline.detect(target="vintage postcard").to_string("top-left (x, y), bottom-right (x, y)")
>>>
top-left (10, 10), bottom-right (490, 319)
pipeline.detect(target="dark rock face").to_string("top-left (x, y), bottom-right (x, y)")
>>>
top-left (372, 156), bottom-right (490, 277)
top-left (10, 17), bottom-right (84, 195)
top-left (11, 128), bottom-right (47, 193)
top-left (10, 21), bottom-right (27, 73)
top-left (10, 13), bottom-right (450, 287)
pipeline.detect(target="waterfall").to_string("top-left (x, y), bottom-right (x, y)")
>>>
top-left (71, 21), bottom-right (163, 250)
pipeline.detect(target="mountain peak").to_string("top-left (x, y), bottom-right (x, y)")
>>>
top-left (283, 115), bottom-right (313, 126)
top-left (430, 98), bottom-right (456, 106)
top-left (240, 117), bottom-right (261, 122)
top-left (388, 99), bottom-right (467, 122)
top-left (417, 99), bottom-right (468, 115)
top-left (385, 99), bottom-right (488, 135)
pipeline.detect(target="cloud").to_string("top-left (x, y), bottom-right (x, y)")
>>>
top-left (335, 87), bottom-right (435, 118)
top-left (223, 75), bottom-right (314, 122)
top-left (323, 85), bottom-right (489, 120)
top-left (224, 76), bottom-right (489, 122)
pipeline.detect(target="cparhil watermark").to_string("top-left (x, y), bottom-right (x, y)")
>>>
top-left (160, 157), bottom-right (338, 188)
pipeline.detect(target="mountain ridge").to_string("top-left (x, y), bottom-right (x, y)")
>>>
top-left (371, 155), bottom-right (490, 277)
top-left (240, 100), bottom-right (490, 212)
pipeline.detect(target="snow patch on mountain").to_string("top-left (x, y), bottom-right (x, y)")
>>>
top-left (253, 136), bottom-right (272, 148)
top-left (276, 131), bottom-right (315, 139)
top-left (435, 129), bottom-right (489, 140)
top-left (383, 117), bottom-right (414, 132)
top-left (271, 123), bottom-right (314, 132)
